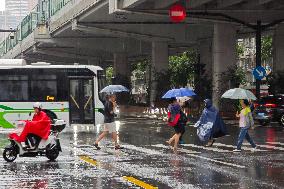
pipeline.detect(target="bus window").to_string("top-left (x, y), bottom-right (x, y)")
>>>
top-left (0, 75), bottom-right (28, 101)
top-left (30, 74), bottom-right (57, 101)
top-left (57, 75), bottom-right (69, 101)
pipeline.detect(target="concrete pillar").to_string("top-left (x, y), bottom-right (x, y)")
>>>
top-left (212, 23), bottom-right (237, 109)
top-left (150, 42), bottom-right (169, 105)
top-left (273, 24), bottom-right (284, 72)
top-left (198, 38), bottom-right (213, 79)
top-left (113, 53), bottom-right (130, 87)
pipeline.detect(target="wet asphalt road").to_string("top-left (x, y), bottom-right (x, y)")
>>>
top-left (0, 117), bottom-right (284, 189)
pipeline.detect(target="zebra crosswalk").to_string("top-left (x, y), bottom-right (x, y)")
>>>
top-left (69, 140), bottom-right (284, 171)
top-left (72, 141), bottom-right (284, 157)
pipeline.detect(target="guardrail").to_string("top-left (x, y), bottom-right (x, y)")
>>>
top-left (0, 0), bottom-right (72, 57)
top-left (50, 0), bottom-right (72, 17)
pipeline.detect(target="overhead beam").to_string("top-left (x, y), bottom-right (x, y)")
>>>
top-left (259, 0), bottom-right (274, 5)
top-left (36, 37), bottom-right (152, 55)
top-left (33, 46), bottom-right (107, 61)
top-left (119, 0), bottom-right (148, 8)
top-left (22, 54), bottom-right (84, 65)
top-left (154, 0), bottom-right (179, 9)
top-left (217, 0), bottom-right (245, 8)
top-left (71, 19), bottom-right (174, 42)
top-left (188, 0), bottom-right (215, 8)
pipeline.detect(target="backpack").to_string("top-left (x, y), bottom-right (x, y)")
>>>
top-left (167, 112), bottom-right (180, 127)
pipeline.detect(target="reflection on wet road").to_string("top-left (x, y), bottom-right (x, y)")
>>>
top-left (0, 117), bottom-right (284, 188)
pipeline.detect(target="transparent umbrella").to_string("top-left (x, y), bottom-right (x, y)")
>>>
top-left (100, 85), bottom-right (129, 93)
top-left (221, 88), bottom-right (257, 100)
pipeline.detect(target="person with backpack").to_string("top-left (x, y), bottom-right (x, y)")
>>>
top-left (166, 98), bottom-right (187, 151)
top-left (233, 99), bottom-right (257, 152)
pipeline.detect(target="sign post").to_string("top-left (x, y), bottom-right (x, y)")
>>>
top-left (253, 66), bottom-right (266, 80)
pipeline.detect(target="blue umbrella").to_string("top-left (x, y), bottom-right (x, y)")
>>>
top-left (100, 85), bottom-right (129, 93)
top-left (162, 88), bottom-right (196, 99)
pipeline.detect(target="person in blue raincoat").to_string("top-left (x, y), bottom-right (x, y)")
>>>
top-left (194, 99), bottom-right (227, 146)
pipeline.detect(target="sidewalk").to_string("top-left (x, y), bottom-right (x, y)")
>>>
top-left (119, 105), bottom-right (239, 126)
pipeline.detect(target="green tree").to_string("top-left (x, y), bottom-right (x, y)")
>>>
top-left (236, 43), bottom-right (245, 57)
top-left (131, 60), bottom-right (148, 79)
top-left (261, 36), bottom-right (273, 62)
top-left (168, 50), bottom-right (197, 87)
top-left (106, 66), bottom-right (113, 85)
top-left (223, 65), bottom-right (247, 87)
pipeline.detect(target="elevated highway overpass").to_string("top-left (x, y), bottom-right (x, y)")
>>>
top-left (1, 0), bottom-right (284, 107)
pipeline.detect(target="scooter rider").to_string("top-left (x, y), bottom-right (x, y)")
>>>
top-left (9, 102), bottom-right (51, 149)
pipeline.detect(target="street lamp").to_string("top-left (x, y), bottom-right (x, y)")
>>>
top-left (0, 28), bottom-right (16, 39)
top-left (0, 28), bottom-right (16, 33)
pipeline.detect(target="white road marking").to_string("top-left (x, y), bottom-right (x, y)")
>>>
top-left (152, 144), bottom-right (201, 154)
top-left (81, 143), bottom-right (246, 169)
top-left (181, 144), bottom-right (232, 153)
top-left (266, 141), bottom-right (284, 146)
top-left (244, 143), bottom-right (284, 151)
top-left (151, 144), bottom-right (245, 169)
top-left (214, 143), bottom-right (267, 152)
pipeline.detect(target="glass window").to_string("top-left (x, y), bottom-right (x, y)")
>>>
top-left (30, 74), bottom-right (57, 101)
top-left (0, 75), bottom-right (28, 101)
top-left (57, 75), bottom-right (68, 101)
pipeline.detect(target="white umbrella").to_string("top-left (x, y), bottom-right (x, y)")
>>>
top-left (221, 88), bottom-right (257, 100)
top-left (100, 85), bottom-right (129, 93)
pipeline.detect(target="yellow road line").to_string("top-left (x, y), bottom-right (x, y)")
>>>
top-left (79, 155), bottom-right (158, 189)
top-left (79, 155), bottom-right (98, 166)
top-left (123, 176), bottom-right (158, 189)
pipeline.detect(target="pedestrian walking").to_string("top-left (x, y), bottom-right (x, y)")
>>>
top-left (177, 98), bottom-right (189, 144)
top-left (195, 99), bottom-right (227, 147)
top-left (94, 94), bottom-right (124, 150)
top-left (233, 99), bottom-right (257, 152)
top-left (166, 98), bottom-right (187, 151)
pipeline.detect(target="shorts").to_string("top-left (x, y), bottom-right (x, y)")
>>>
top-left (104, 122), bottom-right (116, 133)
top-left (173, 124), bottom-right (185, 134)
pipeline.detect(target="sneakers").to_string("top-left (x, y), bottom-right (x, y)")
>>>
top-left (115, 145), bottom-right (124, 150)
top-left (94, 143), bottom-right (101, 150)
top-left (251, 146), bottom-right (257, 151)
top-left (233, 149), bottom-right (242, 152)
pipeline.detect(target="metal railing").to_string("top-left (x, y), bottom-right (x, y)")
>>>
top-left (0, 0), bottom-right (72, 57)
top-left (50, 0), bottom-right (72, 17)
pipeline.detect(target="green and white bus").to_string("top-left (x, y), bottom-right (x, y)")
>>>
top-left (0, 59), bottom-right (105, 128)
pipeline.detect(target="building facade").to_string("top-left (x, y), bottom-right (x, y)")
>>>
top-left (28, 0), bottom-right (37, 12)
top-left (5, 0), bottom-right (29, 28)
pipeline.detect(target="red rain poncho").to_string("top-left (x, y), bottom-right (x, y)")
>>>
top-left (9, 111), bottom-right (51, 142)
